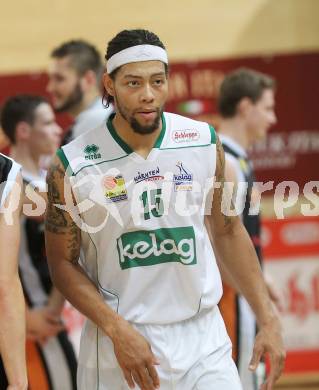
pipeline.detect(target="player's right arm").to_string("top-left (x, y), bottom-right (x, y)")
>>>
top-left (45, 155), bottom-right (160, 390)
top-left (0, 173), bottom-right (28, 390)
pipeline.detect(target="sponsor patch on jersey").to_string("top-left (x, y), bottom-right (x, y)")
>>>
top-left (102, 174), bottom-right (128, 203)
top-left (173, 161), bottom-right (193, 191)
top-left (84, 144), bottom-right (101, 160)
top-left (117, 226), bottom-right (197, 269)
top-left (172, 129), bottom-right (200, 143)
top-left (134, 166), bottom-right (164, 183)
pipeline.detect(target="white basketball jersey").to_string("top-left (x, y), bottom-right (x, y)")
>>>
top-left (59, 112), bottom-right (222, 325)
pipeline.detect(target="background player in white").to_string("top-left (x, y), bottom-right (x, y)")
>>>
top-left (45, 29), bottom-right (285, 390)
top-left (0, 154), bottom-right (28, 390)
top-left (47, 39), bottom-right (113, 144)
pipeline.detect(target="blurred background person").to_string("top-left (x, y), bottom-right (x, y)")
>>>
top-left (0, 154), bottom-right (27, 390)
top-left (47, 39), bottom-right (113, 145)
top-left (217, 68), bottom-right (280, 390)
top-left (1, 95), bottom-right (77, 390)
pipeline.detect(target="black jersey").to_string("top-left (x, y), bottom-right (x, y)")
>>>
top-left (0, 153), bottom-right (20, 208)
top-left (221, 142), bottom-right (262, 262)
top-left (0, 153), bottom-right (21, 390)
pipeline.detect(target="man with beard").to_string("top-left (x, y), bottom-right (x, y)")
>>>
top-left (0, 154), bottom-right (27, 390)
top-left (47, 40), bottom-right (113, 144)
top-left (45, 29), bottom-right (285, 390)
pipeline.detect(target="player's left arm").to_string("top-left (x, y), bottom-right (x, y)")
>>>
top-left (207, 135), bottom-right (285, 390)
top-left (0, 173), bottom-right (28, 390)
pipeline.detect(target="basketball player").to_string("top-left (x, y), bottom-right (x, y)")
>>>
top-left (0, 153), bottom-right (27, 390)
top-left (1, 95), bottom-right (77, 390)
top-left (45, 29), bottom-right (285, 390)
top-left (217, 68), bottom-right (279, 390)
top-left (47, 40), bottom-right (113, 144)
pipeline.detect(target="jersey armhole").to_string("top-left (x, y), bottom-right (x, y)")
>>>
top-left (209, 125), bottom-right (216, 144)
top-left (56, 148), bottom-right (74, 176)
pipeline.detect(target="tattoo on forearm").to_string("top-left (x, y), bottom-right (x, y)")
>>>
top-left (68, 221), bottom-right (80, 265)
top-left (45, 160), bottom-right (80, 264)
top-left (45, 162), bottom-right (68, 233)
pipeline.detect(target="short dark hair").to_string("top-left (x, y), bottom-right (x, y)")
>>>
top-left (218, 68), bottom-right (276, 118)
top-left (103, 29), bottom-right (167, 107)
top-left (1, 95), bottom-right (46, 144)
top-left (51, 39), bottom-right (103, 79)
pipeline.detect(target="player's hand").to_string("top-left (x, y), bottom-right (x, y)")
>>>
top-left (7, 380), bottom-right (28, 390)
top-left (26, 306), bottom-right (65, 345)
top-left (111, 318), bottom-right (160, 390)
top-left (249, 317), bottom-right (286, 389)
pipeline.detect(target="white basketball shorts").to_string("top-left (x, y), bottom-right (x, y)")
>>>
top-left (77, 306), bottom-right (242, 389)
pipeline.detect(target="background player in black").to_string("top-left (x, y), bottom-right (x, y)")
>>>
top-left (1, 96), bottom-right (77, 390)
top-left (217, 68), bottom-right (281, 390)
top-left (0, 153), bottom-right (27, 390)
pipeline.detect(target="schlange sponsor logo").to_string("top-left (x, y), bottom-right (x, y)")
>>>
top-left (173, 161), bottom-right (193, 191)
top-left (117, 227), bottom-right (197, 269)
top-left (172, 129), bottom-right (200, 143)
top-left (84, 144), bottom-right (101, 160)
top-left (134, 166), bottom-right (164, 183)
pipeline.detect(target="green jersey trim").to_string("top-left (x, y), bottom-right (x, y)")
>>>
top-left (153, 114), bottom-right (166, 148)
top-left (74, 155), bottom-right (129, 176)
top-left (56, 148), bottom-right (74, 176)
top-left (106, 113), bottom-right (166, 154)
top-left (159, 144), bottom-right (211, 151)
top-left (209, 125), bottom-right (216, 144)
top-left (107, 113), bottom-right (133, 154)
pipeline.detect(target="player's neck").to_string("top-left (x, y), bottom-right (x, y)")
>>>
top-left (69, 89), bottom-right (100, 118)
top-left (218, 118), bottom-right (250, 150)
top-left (112, 113), bottom-right (162, 158)
top-left (10, 144), bottom-right (41, 175)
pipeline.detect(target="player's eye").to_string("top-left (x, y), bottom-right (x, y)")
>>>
top-left (153, 79), bottom-right (164, 86)
top-left (127, 80), bottom-right (140, 87)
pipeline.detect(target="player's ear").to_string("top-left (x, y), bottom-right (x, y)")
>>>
top-left (103, 73), bottom-right (115, 98)
top-left (237, 97), bottom-right (254, 118)
top-left (81, 69), bottom-right (96, 90)
top-left (15, 121), bottom-right (31, 142)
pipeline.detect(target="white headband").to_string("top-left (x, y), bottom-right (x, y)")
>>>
top-left (106, 44), bottom-right (168, 74)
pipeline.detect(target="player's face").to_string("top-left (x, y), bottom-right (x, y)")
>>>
top-left (108, 61), bottom-right (168, 135)
top-left (247, 88), bottom-right (277, 141)
top-left (29, 103), bottom-right (62, 155)
top-left (47, 56), bottom-right (83, 112)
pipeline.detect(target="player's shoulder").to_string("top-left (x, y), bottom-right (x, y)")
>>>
top-left (56, 120), bottom-right (107, 175)
top-left (57, 113), bottom-right (127, 175)
top-left (73, 107), bottom-right (111, 139)
top-left (0, 153), bottom-right (20, 183)
top-left (162, 112), bottom-right (216, 148)
top-left (0, 153), bottom-right (21, 207)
